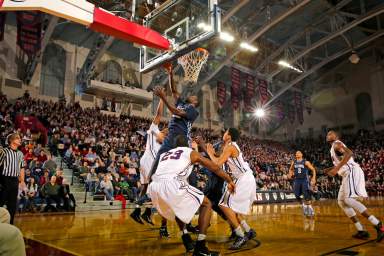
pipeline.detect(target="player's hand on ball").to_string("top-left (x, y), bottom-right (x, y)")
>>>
top-left (227, 182), bottom-right (236, 193)
top-left (153, 86), bottom-right (166, 98)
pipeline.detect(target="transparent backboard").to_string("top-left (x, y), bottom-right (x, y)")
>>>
top-left (140, 0), bottom-right (220, 73)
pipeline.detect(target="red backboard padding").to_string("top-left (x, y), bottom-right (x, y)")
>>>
top-left (90, 8), bottom-right (170, 50)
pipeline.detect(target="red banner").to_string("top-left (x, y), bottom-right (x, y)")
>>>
top-left (294, 91), bottom-right (304, 124)
top-left (217, 81), bottom-right (226, 107)
top-left (244, 74), bottom-right (255, 112)
top-left (258, 79), bottom-right (269, 105)
top-left (231, 67), bottom-right (241, 110)
top-left (0, 13), bottom-right (6, 41)
top-left (17, 11), bottom-right (42, 56)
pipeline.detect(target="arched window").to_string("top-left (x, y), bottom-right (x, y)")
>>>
top-left (40, 43), bottom-right (66, 97)
top-left (102, 60), bottom-right (122, 85)
top-left (355, 93), bottom-right (374, 129)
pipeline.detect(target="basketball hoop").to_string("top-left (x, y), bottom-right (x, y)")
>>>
top-left (178, 48), bottom-right (209, 83)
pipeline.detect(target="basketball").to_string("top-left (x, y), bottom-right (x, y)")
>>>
top-left (0, 1), bottom-right (383, 256)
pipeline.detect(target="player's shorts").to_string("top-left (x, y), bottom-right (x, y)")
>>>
top-left (338, 164), bottom-right (368, 201)
top-left (294, 179), bottom-right (311, 200)
top-left (148, 178), bottom-right (204, 224)
top-left (139, 153), bottom-right (155, 184)
top-left (219, 170), bottom-right (256, 215)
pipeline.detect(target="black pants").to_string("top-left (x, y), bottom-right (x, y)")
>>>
top-left (0, 176), bottom-right (19, 224)
top-left (44, 195), bottom-right (62, 212)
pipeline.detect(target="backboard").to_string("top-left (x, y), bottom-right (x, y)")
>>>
top-left (140, 0), bottom-right (221, 73)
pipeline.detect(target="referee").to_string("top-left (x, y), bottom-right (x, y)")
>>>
top-left (0, 133), bottom-right (24, 224)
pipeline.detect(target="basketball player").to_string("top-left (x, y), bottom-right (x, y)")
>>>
top-left (206, 128), bottom-right (257, 250)
top-left (148, 135), bottom-right (235, 256)
top-left (288, 151), bottom-right (316, 216)
top-left (150, 63), bottom-right (199, 172)
top-left (326, 130), bottom-right (384, 241)
top-left (130, 98), bottom-right (168, 228)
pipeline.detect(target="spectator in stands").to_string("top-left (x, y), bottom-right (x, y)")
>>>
top-left (42, 154), bottom-right (57, 174)
top-left (17, 181), bottom-right (28, 213)
top-left (100, 175), bottom-right (114, 201)
top-left (39, 170), bottom-right (50, 187)
top-left (25, 177), bottom-right (38, 212)
top-left (41, 176), bottom-right (62, 212)
top-left (86, 168), bottom-right (98, 195)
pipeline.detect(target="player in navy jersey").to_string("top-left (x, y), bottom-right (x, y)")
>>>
top-left (150, 63), bottom-right (199, 180)
top-left (288, 151), bottom-right (317, 216)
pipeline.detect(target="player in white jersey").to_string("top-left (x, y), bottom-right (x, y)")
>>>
top-left (148, 135), bottom-right (235, 256)
top-left (206, 128), bottom-right (257, 250)
top-left (130, 99), bottom-right (168, 228)
top-left (326, 130), bottom-right (383, 242)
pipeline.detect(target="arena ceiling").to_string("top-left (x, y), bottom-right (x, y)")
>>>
top-left (6, 0), bottom-right (384, 108)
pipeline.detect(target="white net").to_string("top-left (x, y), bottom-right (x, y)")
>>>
top-left (178, 48), bottom-right (209, 83)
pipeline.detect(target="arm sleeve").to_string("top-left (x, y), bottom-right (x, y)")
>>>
top-left (148, 123), bottom-right (160, 136)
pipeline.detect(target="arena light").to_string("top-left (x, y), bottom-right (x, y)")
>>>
top-left (219, 31), bottom-right (234, 42)
top-left (240, 42), bottom-right (258, 52)
top-left (278, 60), bottom-right (303, 73)
top-left (254, 108), bottom-right (265, 118)
top-left (197, 22), bottom-right (212, 32)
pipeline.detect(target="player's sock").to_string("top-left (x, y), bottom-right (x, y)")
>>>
top-left (354, 222), bottom-right (364, 231)
top-left (197, 234), bottom-right (207, 241)
top-left (234, 226), bottom-right (244, 237)
top-left (240, 220), bottom-right (251, 232)
top-left (368, 215), bottom-right (380, 226)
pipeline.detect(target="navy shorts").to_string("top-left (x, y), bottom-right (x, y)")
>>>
top-left (294, 179), bottom-right (311, 201)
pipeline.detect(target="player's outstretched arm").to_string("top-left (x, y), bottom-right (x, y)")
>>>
top-left (305, 161), bottom-right (317, 186)
top-left (153, 98), bottom-right (164, 125)
top-left (206, 144), bottom-right (234, 166)
top-left (163, 62), bottom-right (180, 101)
top-left (190, 151), bottom-right (235, 192)
top-left (153, 86), bottom-right (188, 118)
top-left (328, 142), bottom-right (353, 176)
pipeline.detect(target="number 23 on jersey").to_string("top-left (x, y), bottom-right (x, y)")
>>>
top-left (160, 150), bottom-right (184, 162)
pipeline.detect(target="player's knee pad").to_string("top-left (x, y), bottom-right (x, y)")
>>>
top-left (338, 200), bottom-right (356, 218)
top-left (344, 197), bottom-right (367, 214)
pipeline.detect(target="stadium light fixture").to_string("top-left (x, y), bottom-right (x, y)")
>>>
top-left (254, 108), bottom-right (265, 118)
top-left (240, 42), bottom-right (258, 52)
top-left (197, 22), bottom-right (212, 32)
top-left (278, 60), bottom-right (303, 73)
top-left (220, 31), bottom-right (234, 42)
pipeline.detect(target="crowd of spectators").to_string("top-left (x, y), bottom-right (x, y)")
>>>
top-left (1, 92), bottom-right (384, 211)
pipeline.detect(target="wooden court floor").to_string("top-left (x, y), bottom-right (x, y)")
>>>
top-left (16, 198), bottom-right (384, 256)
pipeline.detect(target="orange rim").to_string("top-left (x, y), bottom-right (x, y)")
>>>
top-left (196, 47), bottom-right (208, 53)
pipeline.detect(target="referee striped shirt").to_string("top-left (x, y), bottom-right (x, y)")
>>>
top-left (0, 147), bottom-right (24, 177)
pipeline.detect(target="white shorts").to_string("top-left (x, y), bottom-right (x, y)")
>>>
top-left (338, 165), bottom-right (368, 201)
top-left (148, 178), bottom-right (204, 224)
top-left (139, 153), bottom-right (155, 184)
top-left (219, 170), bottom-right (256, 215)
